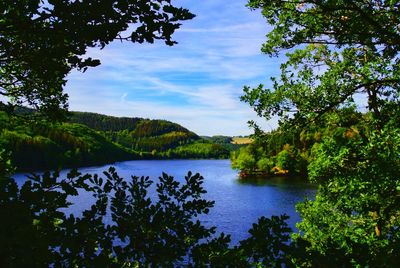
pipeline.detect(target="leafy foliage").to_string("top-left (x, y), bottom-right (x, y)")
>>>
top-left (244, 0), bottom-right (399, 128)
top-left (238, 215), bottom-right (292, 267)
top-left (0, 0), bottom-right (194, 116)
top-left (232, 108), bottom-right (364, 176)
top-left (1, 167), bottom-right (299, 267)
top-left (242, 0), bottom-right (400, 266)
top-left (0, 149), bottom-right (14, 177)
top-left (0, 168), bottom-right (212, 266)
top-left (296, 117), bottom-right (400, 266)
top-left (191, 215), bottom-right (295, 267)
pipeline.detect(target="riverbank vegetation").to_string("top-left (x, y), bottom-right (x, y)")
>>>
top-left (231, 107), bottom-right (364, 177)
top-left (238, 0), bottom-right (400, 266)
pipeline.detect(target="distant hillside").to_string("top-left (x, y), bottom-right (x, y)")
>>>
top-left (202, 135), bottom-right (245, 151)
top-left (1, 110), bottom-right (233, 171)
top-left (0, 112), bottom-right (134, 171)
top-left (69, 111), bottom-right (142, 132)
top-left (232, 136), bottom-right (253, 145)
top-left (131, 119), bottom-right (196, 138)
top-left (201, 135), bottom-right (233, 144)
top-left (69, 112), bottom-right (201, 153)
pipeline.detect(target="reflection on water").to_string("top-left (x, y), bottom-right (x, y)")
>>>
top-left (236, 174), bottom-right (316, 188)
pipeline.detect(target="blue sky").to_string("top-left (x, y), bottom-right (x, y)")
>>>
top-left (65, 0), bottom-right (281, 136)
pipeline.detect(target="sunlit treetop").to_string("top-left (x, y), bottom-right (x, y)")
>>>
top-left (247, 0), bottom-right (400, 56)
top-left (243, 0), bottom-right (400, 127)
top-left (0, 0), bottom-right (194, 117)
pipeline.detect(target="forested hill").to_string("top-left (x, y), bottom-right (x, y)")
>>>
top-left (69, 111), bottom-right (142, 132)
top-left (0, 111), bottom-right (134, 171)
top-left (1, 110), bottom-right (232, 171)
top-left (131, 119), bottom-right (197, 138)
top-left (68, 112), bottom-right (204, 154)
top-left (69, 111), bottom-right (199, 139)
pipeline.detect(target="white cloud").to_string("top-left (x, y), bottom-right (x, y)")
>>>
top-left (64, 0), bottom-right (278, 136)
top-left (179, 22), bottom-right (264, 33)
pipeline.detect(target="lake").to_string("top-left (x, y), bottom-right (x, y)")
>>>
top-left (13, 159), bottom-right (316, 244)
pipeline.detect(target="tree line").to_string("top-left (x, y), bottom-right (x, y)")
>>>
top-left (0, 110), bottom-right (233, 171)
top-left (231, 107), bottom-right (363, 177)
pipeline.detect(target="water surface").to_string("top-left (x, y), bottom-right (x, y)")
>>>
top-left (14, 159), bottom-right (315, 244)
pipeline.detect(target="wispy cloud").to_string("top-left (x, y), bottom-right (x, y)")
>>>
top-left (65, 0), bottom-right (279, 135)
top-left (179, 22), bottom-right (264, 33)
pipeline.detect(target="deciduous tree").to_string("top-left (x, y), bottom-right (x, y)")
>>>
top-left (243, 0), bottom-right (400, 265)
top-left (0, 0), bottom-right (194, 117)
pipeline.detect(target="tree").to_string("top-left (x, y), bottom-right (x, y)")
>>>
top-left (243, 0), bottom-right (400, 265)
top-left (275, 147), bottom-right (293, 173)
top-left (0, 167), bottom-right (217, 266)
top-left (243, 0), bottom-right (399, 125)
top-left (231, 146), bottom-right (257, 173)
top-left (0, 149), bottom-right (14, 177)
top-left (0, 0), bottom-right (194, 117)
